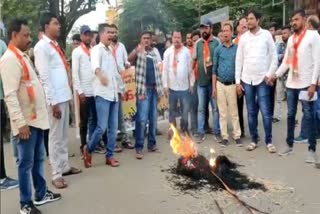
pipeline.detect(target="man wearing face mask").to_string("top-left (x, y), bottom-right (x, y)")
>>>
top-left (193, 18), bottom-right (221, 142)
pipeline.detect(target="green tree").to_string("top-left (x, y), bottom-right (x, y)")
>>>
top-left (118, 0), bottom-right (172, 51)
top-left (2, 0), bottom-right (98, 48)
top-left (2, 0), bottom-right (42, 42)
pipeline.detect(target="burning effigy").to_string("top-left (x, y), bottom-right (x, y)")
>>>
top-left (168, 124), bottom-right (265, 191)
top-left (167, 124), bottom-right (270, 214)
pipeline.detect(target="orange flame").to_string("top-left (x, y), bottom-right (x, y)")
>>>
top-left (169, 124), bottom-right (198, 159)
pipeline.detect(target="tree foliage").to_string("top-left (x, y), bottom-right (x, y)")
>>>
top-left (2, 0), bottom-right (98, 48)
top-left (118, 0), bottom-right (172, 51)
top-left (119, 0), bottom-right (294, 51)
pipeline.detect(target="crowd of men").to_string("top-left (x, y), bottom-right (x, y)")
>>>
top-left (0, 8), bottom-right (320, 214)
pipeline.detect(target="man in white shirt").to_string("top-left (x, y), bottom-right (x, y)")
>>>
top-left (275, 9), bottom-right (320, 164)
top-left (34, 13), bottom-right (82, 189)
top-left (235, 9), bottom-right (277, 153)
top-left (163, 30), bottom-right (194, 133)
top-left (109, 24), bottom-right (134, 151)
top-left (72, 25), bottom-right (97, 155)
top-left (83, 23), bottom-right (120, 168)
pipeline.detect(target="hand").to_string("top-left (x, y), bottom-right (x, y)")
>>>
top-left (100, 75), bottom-right (108, 86)
top-left (52, 104), bottom-right (61, 120)
top-left (18, 125), bottom-right (31, 140)
top-left (189, 86), bottom-right (194, 94)
top-left (136, 44), bottom-right (145, 53)
top-left (164, 88), bottom-right (169, 97)
top-left (79, 93), bottom-right (86, 103)
top-left (236, 84), bottom-right (244, 97)
top-left (264, 76), bottom-right (273, 86)
top-left (308, 84), bottom-right (316, 100)
top-left (138, 95), bottom-right (145, 100)
top-left (212, 88), bottom-right (217, 98)
top-left (125, 62), bottom-right (131, 69)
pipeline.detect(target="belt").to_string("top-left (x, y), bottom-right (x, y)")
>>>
top-left (219, 80), bottom-right (235, 86)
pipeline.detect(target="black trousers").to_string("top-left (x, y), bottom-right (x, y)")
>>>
top-left (79, 96), bottom-right (96, 148)
top-left (1, 100), bottom-right (7, 179)
top-left (44, 129), bottom-right (49, 157)
top-left (237, 95), bottom-right (245, 136)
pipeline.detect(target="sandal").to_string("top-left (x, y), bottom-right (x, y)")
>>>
top-left (62, 167), bottom-right (82, 176)
top-left (246, 143), bottom-right (257, 151)
top-left (267, 144), bottom-right (277, 153)
top-left (52, 177), bottom-right (68, 189)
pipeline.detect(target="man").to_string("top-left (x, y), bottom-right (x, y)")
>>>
top-left (268, 22), bottom-right (277, 41)
top-left (233, 16), bottom-right (247, 138)
top-left (34, 13), bottom-right (81, 189)
top-left (213, 23), bottom-right (242, 147)
top-left (235, 9), bottom-right (277, 153)
top-left (72, 25), bottom-right (97, 156)
top-left (71, 34), bottom-right (81, 50)
top-left (193, 18), bottom-right (221, 142)
top-left (307, 15), bottom-right (319, 31)
top-left (163, 31), bottom-right (194, 133)
top-left (128, 31), bottom-right (164, 159)
top-left (187, 31), bottom-right (200, 136)
top-left (82, 23), bottom-right (120, 168)
top-left (191, 30), bottom-right (213, 135)
top-left (109, 24), bottom-right (134, 152)
top-left (295, 14), bottom-right (320, 143)
top-left (91, 30), bottom-right (98, 47)
top-left (186, 33), bottom-right (193, 49)
top-left (268, 22), bottom-right (278, 121)
top-left (0, 38), bottom-right (19, 191)
top-left (273, 26), bottom-right (291, 123)
top-left (150, 32), bottom-right (164, 136)
top-left (275, 9), bottom-right (320, 164)
top-left (0, 18), bottom-right (61, 214)
top-left (217, 30), bottom-right (225, 43)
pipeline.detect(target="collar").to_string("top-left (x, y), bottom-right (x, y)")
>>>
top-left (98, 42), bottom-right (110, 51)
top-left (222, 42), bottom-right (234, 48)
top-left (43, 34), bottom-right (58, 45)
top-left (249, 27), bottom-right (262, 36)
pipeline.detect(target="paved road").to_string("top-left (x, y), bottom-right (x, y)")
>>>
top-left (1, 104), bottom-right (320, 214)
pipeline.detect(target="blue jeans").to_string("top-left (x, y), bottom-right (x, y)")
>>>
top-left (197, 84), bottom-right (220, 135)
top-left (243, 81), bottom-right (272, 144)
top-left (169, 89), bottom-right (189, 132)
top-left (88, 96), bottom-right (118, 158)
top-left (315, 87), bottom-right (320, 138)
top-left (10, 132), bottom-right (19, 164)
top-left (300, 87), bottom-right (320, 139)
top-left (17, 127), bottom-right (47, 207)
top-left (286, 88), bottom-right (316, 151)
top-left (190, 84), bottom-right (198, 133)
top-left (135, 88), bottom-right (158, 151)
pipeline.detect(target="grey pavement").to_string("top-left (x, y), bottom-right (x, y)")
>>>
top-left (1, 103), bottom-right (320, 214)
